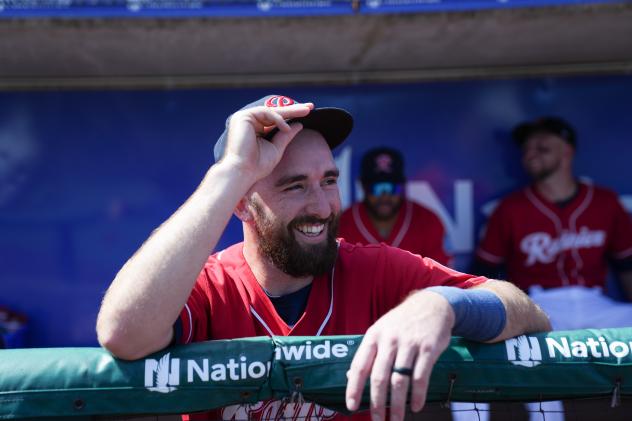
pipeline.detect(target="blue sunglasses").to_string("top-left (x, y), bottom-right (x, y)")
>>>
top-left (369, 182), bottom-right (403, 196)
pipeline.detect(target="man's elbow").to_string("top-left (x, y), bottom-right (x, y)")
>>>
top-left (534, 309), bottom-right (553, 332)
top-left (476, 279), bottom-right (552, 338)
top-left (96, 318), bottom-right (158, 361)
top-left (97, 326), bottom-right (137, 360)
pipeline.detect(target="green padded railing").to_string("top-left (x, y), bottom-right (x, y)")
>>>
top-left (2, 328), bottom-right (632, 419)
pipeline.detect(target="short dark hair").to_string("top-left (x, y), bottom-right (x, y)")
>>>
top-left (512, 116), bottom-right (576, 148)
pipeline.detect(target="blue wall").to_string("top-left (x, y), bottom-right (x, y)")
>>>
top-left (1, 75), bottom-right (631, 347)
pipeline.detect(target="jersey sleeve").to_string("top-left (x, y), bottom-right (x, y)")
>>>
top-left (476, 200), bottom-right (511, 266)
top-left (372, 245), bottom-right (488, 317)
top-left (608, 196), bottom-right (632, 264)
top-left (173, 266), bottom-right (213, 345)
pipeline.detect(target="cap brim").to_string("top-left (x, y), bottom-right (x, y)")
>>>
top-left (266, 107), bottom-right (353, 150)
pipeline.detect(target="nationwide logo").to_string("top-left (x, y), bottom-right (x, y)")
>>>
top-left (520, 227), bottom-right (605, 266)
top-left (546, 336), bottom-right (632, 360)
top-left (145, 353), bottom-right (180, 393)
top-left (506, 334), bottom-right (632, 367)
top-left (144, 340), bottom-right (351, 394)
top-left (505, 335), bottom-right (542, 367)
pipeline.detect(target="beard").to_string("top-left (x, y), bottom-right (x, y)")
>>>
top-left (364, 197), bottom-right (402, 221)
top-left (525, 159), bottom-right (561, 182)
top-left (250, 200), bottom-right (340, 278)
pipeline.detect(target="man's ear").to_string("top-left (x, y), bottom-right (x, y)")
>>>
top-left (234, 198), bottom-right (253, 222)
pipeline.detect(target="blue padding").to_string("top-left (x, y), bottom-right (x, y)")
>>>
top-left (425, 286), bottom-right (506, 341)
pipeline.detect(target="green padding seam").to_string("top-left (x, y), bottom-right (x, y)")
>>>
top-left (2, 328), bottom-right (632, 419)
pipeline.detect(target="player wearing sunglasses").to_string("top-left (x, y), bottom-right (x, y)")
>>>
top-left (339, 147), bottom-right (452, 266)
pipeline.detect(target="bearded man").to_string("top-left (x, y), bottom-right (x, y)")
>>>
top-left (97, 95), bottom-right (550, 421)
top-left (473, 116), bottom-right (632, 330)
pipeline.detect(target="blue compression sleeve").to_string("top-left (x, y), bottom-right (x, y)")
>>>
top-left (425, 286), bottom-right (507, 341)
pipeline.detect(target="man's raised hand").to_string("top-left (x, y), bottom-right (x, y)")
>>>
top-left (223, 103), bottom-right (314, 180)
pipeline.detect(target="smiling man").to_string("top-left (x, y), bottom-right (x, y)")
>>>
top-left (339, 147), bottom-right (451, 266)
top-left (96, 95), bottom-right (550, 421)
top-left (246, 131), bottom-right (340, 282)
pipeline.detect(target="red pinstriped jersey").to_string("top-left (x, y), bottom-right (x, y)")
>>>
top-left (476, 182), bottom-right (632, 290)
top-left (177, 239), bottom-right (486, 421)
top-left (338, 199), bottom-right (451, 266)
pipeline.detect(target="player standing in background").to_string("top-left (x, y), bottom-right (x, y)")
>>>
top-left (473, 116), bottom-right (632, 330)
top-left (338, 147), bottom-right (452, 266)
top-left (96, 95), bottom-right (550, 421)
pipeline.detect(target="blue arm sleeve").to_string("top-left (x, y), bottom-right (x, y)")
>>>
top-left (425, 286), bottom-right (507, 341)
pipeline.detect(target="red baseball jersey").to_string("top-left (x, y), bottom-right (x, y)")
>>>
top-left (338, 199), bottom-right (451, 266)
top-left (177, 239), bottom-right (486, 421)
top-left (476, 182), bottom-right (632, 290)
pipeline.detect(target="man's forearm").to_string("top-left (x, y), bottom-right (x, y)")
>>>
top-left (474, 279), bottom-right (552, 341)
top-left (96, 160), bottom-right (254, 360)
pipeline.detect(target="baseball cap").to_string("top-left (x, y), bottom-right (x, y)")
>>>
top-left (213, 95), bottom-right (354, 162)
top-left (360, 147), bottom-right (406, 185)
top-left (512, 116), bottom-right (577, 148)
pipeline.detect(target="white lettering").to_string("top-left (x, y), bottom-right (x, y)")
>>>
top-left (211, 363), bottom-right (227, 381)
top-left (313, 341), bottom-right (331, 359)
top-left (610, 341), bottom-right (630, 359)
top-left (332, 343), bottom-right (348, 358)
top-left (586, 338), bottom-right (602, 357)
top-left (282, 345), bottom-right (305, 360)
top-left (240, 356), bottom-right (247, 380)
top-left (547, 337), bottom-right (632, 359)
top-left (546, 337), bottom-right (571, 358)
top-left (248, 361), bottom-right (267, 379)
top-left (306, 341), bottom-right (312, 359)
top-left (522, 233), bottom-right (555, 265)
top-left (599, 337), bottom-right (610, 357)
top-left (227, 358), bottom-right (239, 381)
top-left (188, 359), bottom-right (209, 382)
top-left (571, 341), bottom-right (588, 358)
top-left (274, 341), bottom-right (349, 361)
top-left (152, 339), bottom-right (352, 390)
top-left (521, 227), bottom-right (606, 266)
